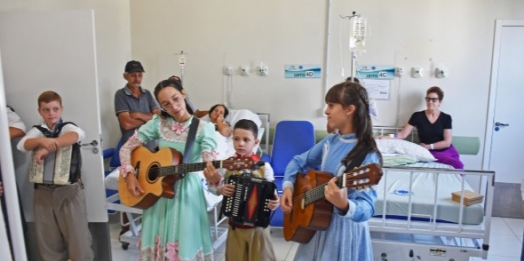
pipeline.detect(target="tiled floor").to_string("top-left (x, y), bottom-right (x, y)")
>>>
top-left (109, 215), bottom-right (523, 261)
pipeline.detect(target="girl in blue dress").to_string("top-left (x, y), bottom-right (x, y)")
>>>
top-left (280, 81), bottom-right (383, 261)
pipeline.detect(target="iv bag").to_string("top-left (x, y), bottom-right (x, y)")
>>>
top-left (349, 17), bottom-right (367, 52)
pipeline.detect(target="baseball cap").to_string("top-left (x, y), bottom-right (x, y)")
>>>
top-left (125, 60), bottom-right (145, 73)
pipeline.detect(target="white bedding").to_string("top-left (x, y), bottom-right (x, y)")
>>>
top-left (374, 162), bottom-right (484, 225)
top-left (203, 109), bottom-right (264, 160)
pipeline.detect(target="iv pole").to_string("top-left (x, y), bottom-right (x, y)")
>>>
top-left (340, 11), bottom-right (363, 81)
top-left (175, 50), bottom-right (187, 85)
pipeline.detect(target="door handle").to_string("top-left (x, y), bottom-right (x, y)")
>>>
top-left (494, 122), bottom-right (509, 127)
top-left (81, 140), bottom-right (99, 154)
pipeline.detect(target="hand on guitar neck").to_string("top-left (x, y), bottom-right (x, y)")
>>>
top-left (281, 178), bottom-right (350, 213)
top-left (203, 162), bottom-right (225, 186)
top-left (324, 177), bottom-right (349, 211)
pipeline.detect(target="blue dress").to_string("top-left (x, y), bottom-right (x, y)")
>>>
top-left (283, 133), bottom-right (380, 261)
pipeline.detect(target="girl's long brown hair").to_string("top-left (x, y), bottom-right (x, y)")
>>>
top-left (325, 81), bottom-right (382, 166)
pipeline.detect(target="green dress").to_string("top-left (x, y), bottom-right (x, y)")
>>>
top-left (120, 115), bottom-right (217, 261)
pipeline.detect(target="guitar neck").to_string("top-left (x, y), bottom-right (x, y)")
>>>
top-left (158, 161), bottom-right (222, 177)
top-left (302, 173), bottom-right (346, 206)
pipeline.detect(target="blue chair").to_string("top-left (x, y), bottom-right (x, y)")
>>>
top-left (102, 139), bottom-right (123, 214)
top-left (270, 120), bottom-right (315, 227)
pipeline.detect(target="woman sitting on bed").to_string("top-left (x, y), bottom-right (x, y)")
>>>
top-left (208, 104), bottom-right (232, 138)
top-left (382, 86), bottom-right (464, 169)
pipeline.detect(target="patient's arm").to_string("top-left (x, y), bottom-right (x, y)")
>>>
top-left (216, 116), bottom-right (232, 137)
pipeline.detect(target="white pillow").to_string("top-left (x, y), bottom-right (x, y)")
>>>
top-left (375, 139), bottom-right (436, 162)
top-left (226, 109), bottom-right (261, 128)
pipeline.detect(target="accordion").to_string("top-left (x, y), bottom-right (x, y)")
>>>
top-left (29, 144), bottom-right (82, 185)
top-left (29, 122), bottom-right (82, 185)
top-left (221, 175), bottom-right (276, 228)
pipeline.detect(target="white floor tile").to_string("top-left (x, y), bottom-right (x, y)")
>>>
top-left (490, 217), bottom-right (515, 235)
top-left (485, 254), bottom-right (521, 261)
top-left (503, 218), bottom-right (524, 242)
top-left (285, 242), bottom-right (298, 261)
top-left (486, 233), bottom-right (521, 257)
top-left (271, 236), bottom-right (294, 260)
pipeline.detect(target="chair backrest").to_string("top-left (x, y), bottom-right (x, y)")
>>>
top-left (270, 120), bottom-right (315, 176)
top-left (108, 138), bottom-right (123, 169)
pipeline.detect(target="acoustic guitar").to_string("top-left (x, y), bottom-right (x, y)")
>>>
top-left (118, 146), bottom-right (255, 209)
top-left (283, 163), bottom-right (383, 243)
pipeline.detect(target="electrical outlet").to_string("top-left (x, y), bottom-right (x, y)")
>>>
top-left (258, 66), bottom-right (268, 76)
top-left (223, 65), bottom-right (232, 76)
top-left (240, 66), bottom-right (250, 76)
top-left (435, 67), bottom-right (448, 78)
top-left (411, 67), bottom-right (423, 78)
top-left (395, 67), bottom-right (403, 77)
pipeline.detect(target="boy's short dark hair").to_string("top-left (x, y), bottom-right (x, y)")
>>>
top-left (37, 91), bottom-right (62, 107)
top-left (234, 119), bottom-right (258, 138)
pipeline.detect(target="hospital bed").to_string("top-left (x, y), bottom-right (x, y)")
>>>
top-left (104, 109), bottom-right (270, 250)
top-left (369, 127), bottom-right (494, 260)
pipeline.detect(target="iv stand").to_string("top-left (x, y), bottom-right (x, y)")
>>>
top-left (175, 50), bottom-right (188, 85)
top-left (340, 11), bottom-right (361, 81)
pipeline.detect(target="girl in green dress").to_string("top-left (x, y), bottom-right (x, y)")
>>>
top-left (119, 79), bottom-right (221, 261)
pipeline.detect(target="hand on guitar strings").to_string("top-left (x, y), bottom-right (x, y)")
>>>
top-left (125, 174), bottom-right (145, 196)
top-left (325, 177), bottom-right (349, 212)
top-left (203, 162), bottom-right (223, 185)
top-left (280, 188), bottom-right (293, 213)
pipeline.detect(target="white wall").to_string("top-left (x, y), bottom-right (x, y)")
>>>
top-left (130, 0), bottom-right (524, 169)
top-left (0, 0), bottom-right (131, 149)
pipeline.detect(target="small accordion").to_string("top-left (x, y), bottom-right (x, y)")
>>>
top-left (221, 175), bottom-right (276, 228)
top-left (28, 122), bottom-right (82, 186)
top-left (29, 144), bottom-right (81, 185)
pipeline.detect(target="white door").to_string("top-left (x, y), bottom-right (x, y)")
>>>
top-left (0, 11), bottom-right (107, 223)
top-left (484, 21), bottom-right (524, 183)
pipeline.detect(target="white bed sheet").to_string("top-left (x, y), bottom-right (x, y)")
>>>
top-left (374, 162), bottom-right (484, 225)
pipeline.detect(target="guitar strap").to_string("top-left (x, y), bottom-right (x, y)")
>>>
top-left (345, 147), bottom-right (369, 170)
top-left (182, 117), bottom-right (200, 164)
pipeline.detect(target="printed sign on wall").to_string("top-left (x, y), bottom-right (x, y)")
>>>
top-left (285, 64), bottom-right (321, 78)
top-left (356, 65), bottom-right (395, 80)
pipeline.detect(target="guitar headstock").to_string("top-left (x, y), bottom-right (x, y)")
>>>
top-left (342, 163), bottom-right (383, 190)
top-left (222, 157), bottom-right (255, 171)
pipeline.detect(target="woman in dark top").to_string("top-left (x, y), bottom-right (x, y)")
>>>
top-left (389, 86), bottom-right (463, 169)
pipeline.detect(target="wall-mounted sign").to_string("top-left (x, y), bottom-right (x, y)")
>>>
top-left (285, 64), bottom-right (321, 78)
top-left (361, 79), bottom-right (390, 100)
top-left (356, 65), bottom-right (394, 80)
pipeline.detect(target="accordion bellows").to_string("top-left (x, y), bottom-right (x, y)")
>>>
top-left (29, 145), bottom-right (77, 185)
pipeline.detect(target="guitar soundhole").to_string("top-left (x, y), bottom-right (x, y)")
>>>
top-left (147, 163), bottom-right (160, 182)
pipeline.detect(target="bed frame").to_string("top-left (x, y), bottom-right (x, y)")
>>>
top-left (370, 126), bottom-right (493, 260)
top-left (370, 167), bottom-right (494, 260)
top-left (105, 111), bottom-right (271, 251)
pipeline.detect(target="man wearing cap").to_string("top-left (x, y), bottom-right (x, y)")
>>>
top-left (114, 60), bottom-right (160, 148)
top-left (114, 61), bottom-right (160, 242)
